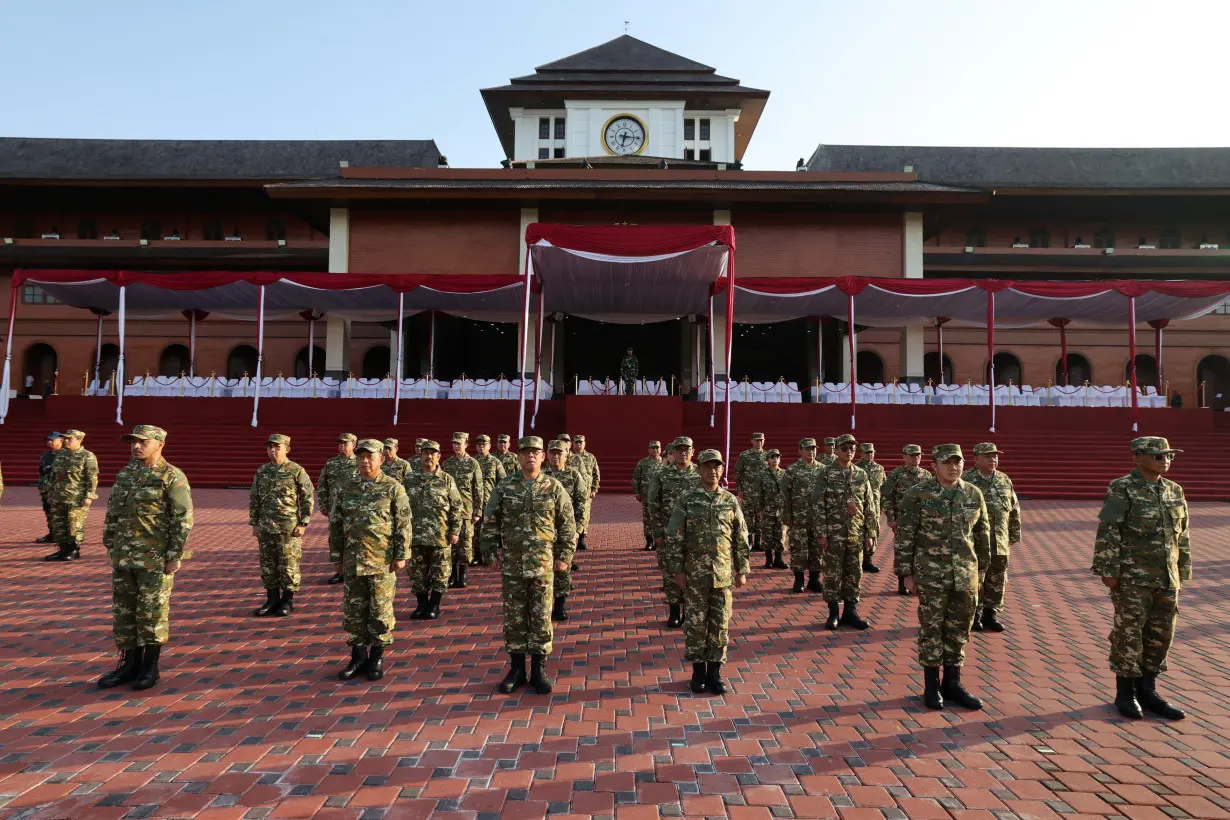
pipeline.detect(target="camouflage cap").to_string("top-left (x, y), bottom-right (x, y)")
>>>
top-left (64, 429), bottom-right (86, 439)
top-left (557, 432), bottom-right (572, 441)
top-left (475, 434), bottom-right (491, 443)
top-left (121, 425), bottom-right (165, 442)
top-left (902, 444), bottom-right (923, 455)
top-left (337, 432), bottom-right (357, 444)
top-left (1130, 436), bottom-right (1184, 456)
top-left (519, 435), bottom-right (544, 451)
top-left (932, 443), bottom-right (964, 461)
top-left (383, 437), bottom-right (399, 448)
top-left (672, 436), bottom-right (693, 449)
top-left (415, 438), bottom-right (426, 446)
top-left (267, 433), bottom-right (291, 446)
top-left (859, 442), bottom-right (875, 453)
top-left (823, 437), bottom-right (836, 446)
top-left (573, 434), bottom-right (586, 442)
top-left (835, 433), bottom-right (858, 448)
top-left (421, 440), bottom-right (441, 452)
top-left (452, 432), bottom-right (469, 442)
top-left (766, 448), bottom-right (781, 457)
top-left (355, 438), bottom-right (384, 454)
top-left (696, 448), bottom-right (724, 465)
top-left (497, 433), bottom-right (511, 442)
top-left (648, 440), bottom-right (661, 448)
top-left (799, 437), bottom-right (817, 449)
top-left (972, 442), bottom-right (1002, 455)
top-left (548, 439), bottom-right (569, 452)
top-left (45, 431), bottom-right (63, 440)
top-left (751, 432), bottom-right (765, 440)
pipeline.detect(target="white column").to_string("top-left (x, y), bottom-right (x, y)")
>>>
top-left (518, 207), bottom-right (539, 374)
top-left (389, 328), bottom-right (400, 377)
top-left (325, 207), bottom-right (351, 378)
top-left (713, 209), bottom-right (731, 226)
top-left (899, 324), bottom-right (925, 384)
top-left (712, 211), bottom-right (732, 382)
top-left (903, 212), bottom-right (924, 279)
top-left (840, 329), bottom-right (851, 382)
top-left (898, 212), bottom-right (925, 384)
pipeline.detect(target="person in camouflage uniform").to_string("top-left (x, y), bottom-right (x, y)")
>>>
top-left (820, 437), bottom-right (837, 467)
top-left (249, 433), bottom-right (314, 618)
top-left (494, 433), bottom-right (520, 477)
top-left (632, 440), bottom-right (663, 550)
top-left (317, 433), bottom-right (357, 584)
top-left (45, 429), bottom-right (99, 562)
top-left (734, 433), bottom-right (769, 555)
top-left (381, 438), bottom-right (412, 484)
top-left (1093, 436), bottom-right (1189, 721)
top-left (481, 436), bottom-right (577, 695)
top-left (570, 434), bottom-right (600, 551)
top-left (647, 437), bottom-right (701, 627)
top-left (330, 439), bottom-right (411, 682)
top-left (35, 432), bottom-right (64, 543)
top-left (545, 439), bottom-right (590, 622)
top-left (666, 449), bottom-right (750, 695)
top-left (856, 442), bottom-right (886, 573)
top-left (98, 425), bottom-right (194, 692)
top-left (882, 444), bottom-right (930, 595)
top-left (895, 444), bottom-right (990, 711)
top-left (963, 442), bottom-right (1021, 633)
top-left (751, 448), bottom-right (788, 569)
top-left (408, 439), bottom-right (426, 474)
top-left (813, 433), bottom-right (876, 630)
top-left (442, 432), bottom-right (484, 587)
top-left (471, 434), bottom-right (507, 566)
top-left (783, 437), bottom-right (825, 594)
top-left (402, 440), bottom-right (462, 621)
top-left (620, 346), bottom-right (639, 395)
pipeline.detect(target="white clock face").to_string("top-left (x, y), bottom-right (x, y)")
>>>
top-left (604, 116), bottom-right (646, 155)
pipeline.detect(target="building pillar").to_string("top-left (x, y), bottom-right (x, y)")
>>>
top-left (897, 212), bottom-right (925, 384)
top-left (840, 329), bottom-right (852, 383)
top-left (899, 324), bottom-right (925, 385)
top-left (325, 208), bottom-right (351, 378)
top-left (518, 207), bottom-right (539, 376)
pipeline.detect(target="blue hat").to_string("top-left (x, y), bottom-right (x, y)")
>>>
top-left (46, 431), bottom-right (63, 440)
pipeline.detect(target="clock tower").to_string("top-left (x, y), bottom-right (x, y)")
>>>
top-left (481, 36), bottom-right (769, 165)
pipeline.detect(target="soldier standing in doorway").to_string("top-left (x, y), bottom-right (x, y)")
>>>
top-left (620, 346), bottom-right (639, 395)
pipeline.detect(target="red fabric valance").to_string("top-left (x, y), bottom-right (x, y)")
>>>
top-left (13, 269), bottom-right (523, 294)
top-left (525, 223), bottom-right (734, 254)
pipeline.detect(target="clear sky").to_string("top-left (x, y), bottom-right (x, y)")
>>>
top-left (5, 0), bottom-right (1229, 170)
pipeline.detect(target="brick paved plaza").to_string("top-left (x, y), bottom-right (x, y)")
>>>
top-left (0, 488), bottom-right (1227, 820)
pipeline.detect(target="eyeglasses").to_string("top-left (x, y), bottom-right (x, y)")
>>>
top-left (837, 445), bottom-right (856, 452)
top-left (1150, 453), bottom-right (1175, 461)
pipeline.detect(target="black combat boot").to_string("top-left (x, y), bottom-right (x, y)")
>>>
top-left (338, 645), bottom-right (368, 681)
top-left (806, 571), bottom-right (823, 593)
top-left (1136, 674), bottom-right (1185, 720)
top-left (772, 551), bottom-right (788, 569)
top-left (410, 592), bottom-right (429, 619)
top-left (981, 608), bottom-right (1004, 632)
top-left (43, 544), bottom-right (73, 562)
top-left (35, 534), bottom-right (54, 544)
top-left (274, 591), bottom-right (294, 617)
top-left (457, 564), bottom-right (468, 589)
top-left (667, 604), bottom-right (683, 628)
top-left (643, 536), bottom-right (653, 551)
top-left (469, 555), bottom-right (480, 567)
top-left (824, 602), bottom-right (841, 630)
top-left (447, 564), bottom-right (459, 589)
top-left (923, 667), bottom-right (944, 709)
top-left (897, 576), bottom-right (909, 595)
top-left (366, 645), bottom-right (385, 681)
top-left (841, 600), bottom-right (869, 630)
top-left (254, 588), bottom-right (280, 617)
top-left (941, 665), bottom-right (983, 710)
top-left (971, 610), bottom-right (984, 632)
top-left (132, 645), bottom-right (161, 691)
top-left (529, 655), bottom-right (553, 694)
top-left (576, 533), bottom-right (588, 551)
top-left (426, 590), bottom-right (442, 620)
top-left (862, 553), bottom-right (880, 573)
top-left (327, 571), bottom-right (344, 584)
top-left (498, 653), bottom-right (527, 693)
top-left (792, 571), bottom-right (805, 593)
top-left (689, 662), bottom-right (707, 693)
top-left (476, 553), bottom-right (488, 567)
top-left (764, 552), bottom-right (774, 569)
top-left (1115, 676), bottom-right (1143, 718)
top-left (570, 561), bottom-right (580, 572)
top-left (552, 595), bottom-right (569, 622)
top-left (68, 543), bottom-right (81, 560)
top-left (98, 648), bottom-right (142, 689)
top-left (705, 662), bottom-right (727, 695)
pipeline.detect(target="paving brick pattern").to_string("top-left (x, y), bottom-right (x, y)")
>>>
top-left (0, 487), bottom-right (1226, 819)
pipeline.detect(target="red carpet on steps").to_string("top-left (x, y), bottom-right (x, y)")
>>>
top-left (2, 396), bottom-right (1228, 500)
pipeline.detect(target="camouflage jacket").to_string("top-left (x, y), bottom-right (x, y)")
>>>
top-left (820, 454), bottom-right (837, 467)
top-left (381, 456), bottom-right (412, 485)
top-left (811, 463), bottom-right (875, 542)
top-left (962, 468), bottom-right (1021, 556)
top-left (38, 449), bottom-right (58, 492)
top-left (474, 454), bottom-right (508, 502)
top-left (782, 460), bottom-right (824, 529)
top-left (894, 477), bottom-right (990, 593)
top-left (631, 456), bottom-right (662, 498)
top-left (646, 463), bottom-right (700, 538)
top-left (881, 465), bottom-right (930, 525)
top-left (620, 354), bottom-right (638, 379)
top-left (480, 473), bottom-right (577, 578)
top-left (751, 467), bottom-right (788, 519)
top-left (103, 458), bottom-right (195, 570)
top-left (734, 448), bottom-right (768, 501)
top-left (545, 464), bottom-right (591, 529)
top-left (495, 451), bottom-right (520, 477)
top-left (402, 469), bottom-right (463, 548)
top-left (856, 458), bottom-right (886, 537)
top-left (442, 454), bottom-right (485, 513)
top-left (249, 460), bottom-right (314, 534)
top-left (48, 448), bottom-right (99, 506)
top-left (572, 451), bottom-right (601, 494)
top-left (328, 472), bottom-right (411, 576)
top-left (1092, 470), bottom-right (1191, 589)
top-left (317, 454), bottom-right (357, 515)
top-left (665, 486), bottom-right (751, 587)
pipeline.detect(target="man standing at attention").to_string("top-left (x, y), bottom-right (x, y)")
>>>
top-left (249, 433), bottom-right (314, 618)
top-left (1092, 436), bottom-right (1189, 721)
top-left (632, 441), bottom-right (663, 551)
top-left (98, 425), bottom-right (193, 692)
top-left (647, 437), bottom-right (700, 627)
top-left (782, 438), bottom-right (824, 594)
top-left (471, 434), bottom-right (507, 566)
top-left (963, 443), bottom-right (1021, 633)
top-left (544, 439), bottom-right (590, 621)
top-left (820, 437), bottom-right (837, 467)
top-left (734, 433), bottom-right (768, 556)
top-left (402, 440), bottom-right (462, 621)
top-left (381, 438), bottom-right (412, 484)
top-left (895, 444), bottom-right (990, 711)
top-left (813, 433), bottom-right (875, 630)
top-left (494, 434), bottom-right (519, 477)
top-left (751, 448), bottom-right (788, 569)
top-left (856, 442), bottom-right (886, 574)
top-left (442, 432), bottom-right (484, 589)
top-left (882, 444), bottom-right (929, 595)
top-left (317, 433), bottom-right (357, 584)
top-left (34, 432), bottom-right (64, 544)
top-left (620, 346), bottom-right (639, 395)
top-left (46, 429), bottom-right (99, 562)
top-left (570, 434), bottom-right (600, 551)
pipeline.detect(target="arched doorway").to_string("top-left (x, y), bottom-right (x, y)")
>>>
top-left (362, 346), bottom-right (391, 380)
top-left (93, 343), bottom-right (120, 382)
top-left (1125, 354), bottom-right (1159, 391)
top-left (1197, 354), bottom-right (1230, 409)
top-left (24, 343), bottom-right (58, 396)
top-left (294, 346), bottom-right (327, 378)
top-left (987, 352), bottom-right (1022, 386)
top-left (923, 352), bottom-right (953, 385)
top-left (856, 351), bottom-right (885, 383)
top-left (227, 345), bottom-right (259, 379)
top-left (159, 344), bottom-right (190, 377)
top-left (1057, 353), bottom-right (1092, 386)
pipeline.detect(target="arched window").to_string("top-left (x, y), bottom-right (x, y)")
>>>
top-left (93, 343), bottom-right (120, 381)
top-left (1159, 228), bottom-right (1181, 249)
top-left (1094, 228), bottom-right (1115, 249)
top-left (202, 221), bottom-right (223, 241)
top-left (1057, 353), bottom-right (1092, 386)
top-left (140, 220), bottom-right (162, 241)
top-left (923, 352), bottom-right (953, 385)
top-left (1028, 228), bottom-right (1050, 249)
top-left (265, 220), bottom-right (286, 241)
top-left (227, 345), bottom-right (259, 379)
top-left (160, 344), bottom-right (191, 377)
top-left (855, 350), bottom-right (885, 383)
top-left (294, 346), bottom-right (327, 378)
top-left (362, 345), bottom-right (391, 380)
top-left (987, 352), bottom-right (1022, 386)
top-left (77, 220), bottom-right (98, 240)
top-left (1198, 354), bottom-right (1230, 409)
top-left (1125, 354), bottom-right (1159, 389)
top-left (964, 228), bottom-right (986, 248)
top-left (24, 342), bottom-right (58, 395)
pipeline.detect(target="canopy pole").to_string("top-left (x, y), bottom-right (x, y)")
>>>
top-left (94, 312), bottom-right (104, 386)
top-left (1060, 322), bottom-right (1069, 386)
top-left (251, 285), bottom-right (266, 428)
top-left (987, 289), bottom-right (996, 434)
top-left (531, 287), bottom-right (545, 429)
top-left (115, 286), bottom-right (127, 425)
top-left (393, 291), bottom-right (405, 426)
top-left (723, 248), bottom-right (735, 468)
top-left (1129, 296), bottom-right (1139, 432)
top-left (548, 318), bottom-right (557, 389)
top-left (1156, 324), bottom-right (1164, 391)
top-left (516, 246), bottom-right (533, 438)
top-left (1, 280), bottom-right (20, 424)
top-left (936, 320), bottom-right (943, 380)
top-left (847, 291), bottom-right (856, 430)
top-left (307, 315), bottom-right (315, 376)
top-left (815, 316), bottom-right (823, 383)
top-left (427, 310), bottom-right (436, 383)
top-left (708, 294), bottom-right (716, 427)
top-left (188, 311), bottom-right (196, 377)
